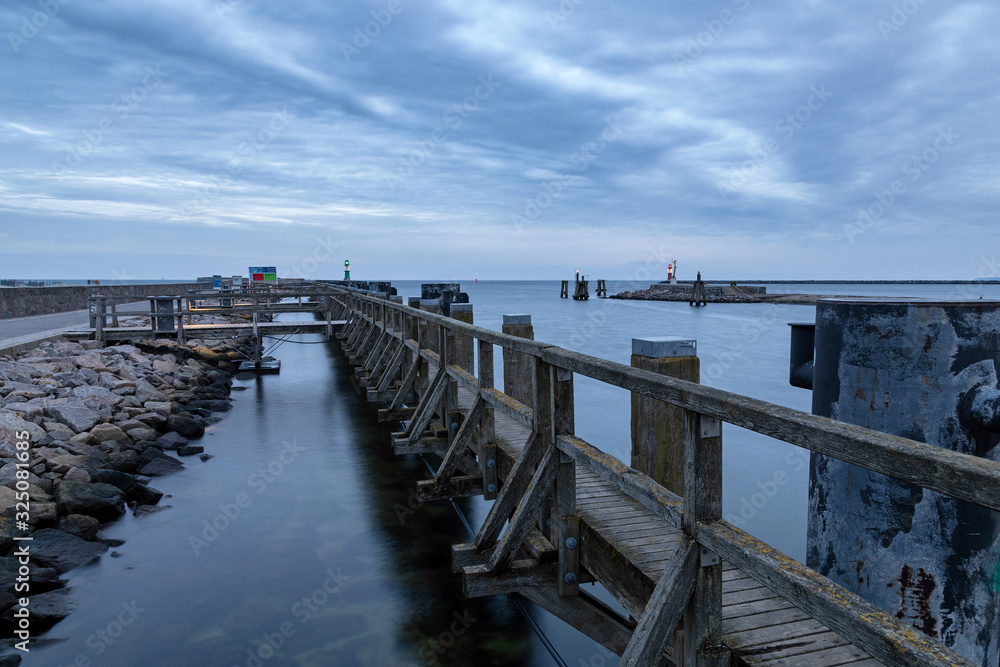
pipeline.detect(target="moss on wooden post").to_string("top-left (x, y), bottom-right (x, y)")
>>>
top-left (630, 336), bottom-right (699, 495)
top-left (502, 314), bottom-right (534, 407)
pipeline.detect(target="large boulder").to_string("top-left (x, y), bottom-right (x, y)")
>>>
top-left (134, 379), bottom-right (167, 402)
top-left (89, 470), bottom-right (163, 505)
top-left (72, 353), bottom-right (106, 370)
top-left (4, 402), bottom-right (45, 421)
top-left (124, 426), bottom-right (158, 443)
top-left (57, 514), bottom-right (100, 540)
top-left (0, 463), bottom-right (40, 488)
top-left (134, 412), bottom-right (167, 429)
top-left (89, 423), bottom-right (132, 447)
top-left (56, 482), bottom-right (125, 521)
top-left (42, 421), bottom-right (77, 441)
top-left (0, 410), bottom-right (47, 443)
top-left (166, 414), bottom-right (204, 439)
top-left (0, 487), bottom-right (16, 515)
top-left (137, 457), bottom-right (184, 476)
top-left (143, 401), bottom-right (176, 416)
top-left (48, 455), bottom-right (88, 475)
top-left (45, 402), bottom-right (100, 433)
top-left (0, 589), bottom-right (76, 630)
top-left (185, 399), bottom-right (232, 413)
top-left (157, 432), bottom-right (188, 450)
top-left (73, 385), bottom-right (123, 407)
top-left (0, 556), bottom-right (62, 593)
top-left (29, 528), bottom-right (109, 573)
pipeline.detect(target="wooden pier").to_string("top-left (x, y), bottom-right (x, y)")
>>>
top-left (77, 290), bottom-right (346, 366)
top-left (325, 285), bottom-right (999, 667)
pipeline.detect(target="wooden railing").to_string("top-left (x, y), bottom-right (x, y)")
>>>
top-left (326, 286), bottom-right (997, 667)
top-left (87, 291), bottom-right (338, 346)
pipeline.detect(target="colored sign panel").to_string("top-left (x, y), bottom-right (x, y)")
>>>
top-left (248, 266), bottom-right (277, 283)
top-left (213, 275), bottom-right (222, 290)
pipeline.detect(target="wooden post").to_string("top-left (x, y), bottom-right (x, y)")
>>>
top-left (631, 337), bottom-right (699, 495)
top-left (94, 297), bottom-right (105, 345)
top-left (450, 303), bottom-right (475, 372)
top-left (682, 409), bottom-right (726, 666)
top-left (441, 324), bottom-right (457, 444)
top-left (406, 297), bottom-right (421, 342)
top-left (419, 299), bottom-right (441, 353)
top-left (176, 297), bottom-right (185, 344)
top-left (502, 314), bottom-right (534, 407)
top-left (478, 338), bottom-right (497, 500)
top-left (552, 363), bottom-right (578, 597)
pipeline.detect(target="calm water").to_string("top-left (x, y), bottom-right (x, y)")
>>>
top-left (26, 280), bottom-right (1000, 666)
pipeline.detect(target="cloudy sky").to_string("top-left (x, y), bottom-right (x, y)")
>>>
top-left (0, 0), bottom-right (997, 281)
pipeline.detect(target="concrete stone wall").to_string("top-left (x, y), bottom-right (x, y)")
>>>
top-left (0, 283), bottom-right (206, 319)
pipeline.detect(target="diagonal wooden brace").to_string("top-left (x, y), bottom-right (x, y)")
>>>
top-left (433, 396), bottom-right (485, 484)
top-left (388, 354), bottom-right (421, 414)
top-left (394, 365), bottom-right (446, 446)
top-left (473, 432), bottom-right (544, 550)
top-left (376, 343), bottom-right (407, 393)
top-left (486, 445), bottom-right (558, 572)
top-left (619, 538), bottom-right (699, 667)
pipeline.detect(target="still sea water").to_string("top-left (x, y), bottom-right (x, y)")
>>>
top-left (26, 280), bottom-right (1000, 667)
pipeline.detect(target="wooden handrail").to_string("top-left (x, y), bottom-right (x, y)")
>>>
top-left (335, 287), bottom-right (1000, 512)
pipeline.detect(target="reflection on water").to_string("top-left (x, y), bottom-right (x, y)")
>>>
top-left (29, 322), bottom-right (558, 666)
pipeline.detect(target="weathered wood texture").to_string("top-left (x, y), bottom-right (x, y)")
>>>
top-left (502, 319), bottom-right (535, 407)
top-left (631, 354), bottom-right (699, 494)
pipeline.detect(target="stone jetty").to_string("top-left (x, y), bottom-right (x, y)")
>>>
top-left (610, 286), bottom-right (762, 303)
top-left (0, 334), bottom-right (245, 642)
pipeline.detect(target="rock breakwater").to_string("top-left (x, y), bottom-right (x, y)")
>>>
top-left (0, 335), bottom-right (246, 651)
top-left (610, 287), bottom-right (761, 303)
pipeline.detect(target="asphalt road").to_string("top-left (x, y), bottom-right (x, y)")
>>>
top-left (0, 301), bottom-right (149, 341)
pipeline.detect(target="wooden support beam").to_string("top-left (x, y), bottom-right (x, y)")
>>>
top-left (474, 432), bottom-right (544, 549)
top-left (462, 560), bottom-right (558, 598)
top-left (620, 538), bottom-right (699, 667)
top-left (396, 366), bottom-right (447, 445)
top-left (477, 339), bottom-right (497, 499)
top-left (434, 396), bottom-right (484, 483)
top-left (392, 437), bottom-right (448, 456)
top-left (486, 445), bottom-right (558, 572)
top-left (518, 587), bottom-right (638, 659)
top-left (376, 343), bottom-right (407, 393)
top-left (481, 439), bottom-right (498, 501)
top-left (415, 476), bottom-right (483, 501)
top-left (388, 354), bottom-right (421, 413)
top-left (682, 411), bottom-right (726, 667)
top-left (525, 527), bottom-right (557, 564)
top-left (366, 389), bottom-right (398, 403)
top-left (378, 406), bottom-right (415, 423)
top-left (480, 387), bottom-right (534, 430)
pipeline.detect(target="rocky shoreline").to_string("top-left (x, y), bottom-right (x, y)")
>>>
top-left (0, 332), bottom-right (248, 660)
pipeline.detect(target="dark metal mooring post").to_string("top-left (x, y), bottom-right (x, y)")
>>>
top-left (808, 297), bottom-right (1000, 666)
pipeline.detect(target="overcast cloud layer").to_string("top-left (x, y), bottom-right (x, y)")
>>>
top-left (0, 0), bottom-right (997, 281)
